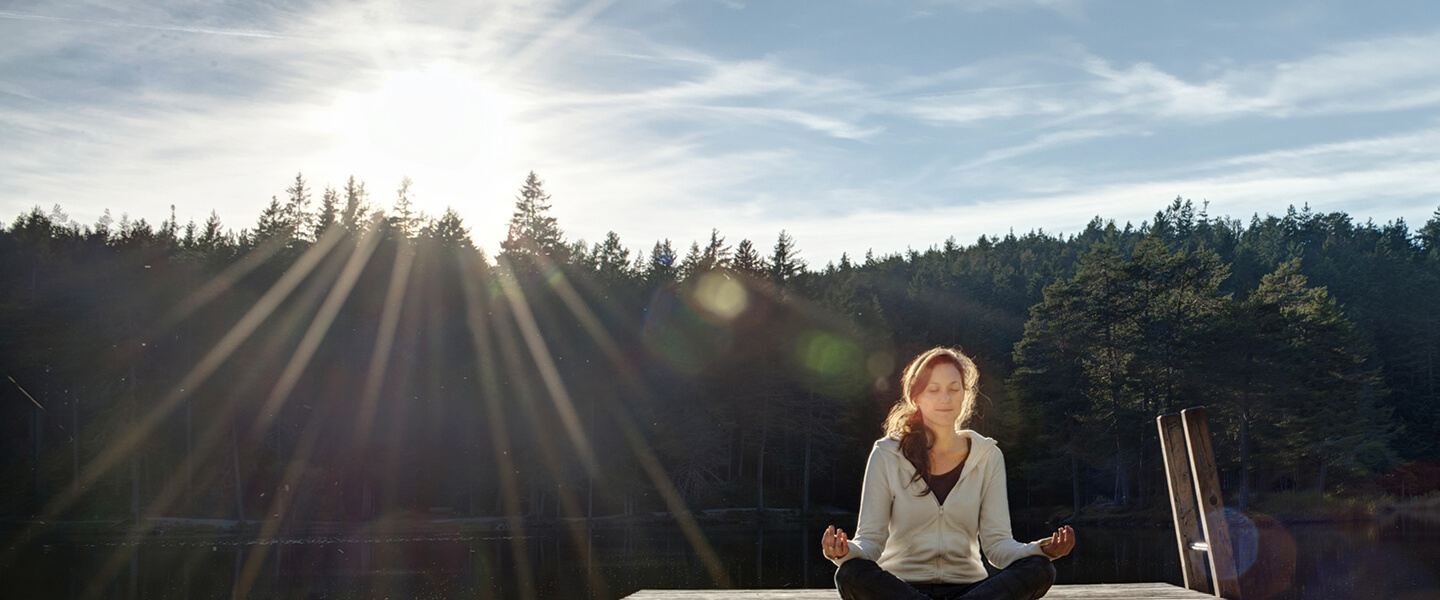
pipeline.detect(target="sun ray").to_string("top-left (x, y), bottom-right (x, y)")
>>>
top-left (537, 263), bottom-right (734, 587)
top-left (150, 235), bottom-right (289, 335)
top-left (458, 259), bottom-right (538, 600)
top-left (249, 228), bottom-right (382, 437)
top-left (7, 227), bottom-right (347, 555)
top-left (509, 250), bottom-right (737, 586)
top-left (488, 287), bottom-right (610, 598)
top-left (500, 0), bottom-right (618, 77)
top-left (606, 387), bottom-right (734, 587)
top-left (493, 260), bottom-right (599, 477)
top-left (60, 234), bottom-right (355, 599)
top-left (355, 242), bottom-right (417, 441)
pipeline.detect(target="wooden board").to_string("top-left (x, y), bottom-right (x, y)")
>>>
top-left (1182, 407), bottom-right (1243, 600)
top-left (1157, 413), bottom-right (1211, 594)
top-left (623, 582), bottom-right (1218, 599)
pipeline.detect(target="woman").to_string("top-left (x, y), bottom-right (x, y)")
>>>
top-left (822, 347), bottom-right (1075, 600)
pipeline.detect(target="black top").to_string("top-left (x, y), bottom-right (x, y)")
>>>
top-left (923, 459), bottom-right (966, 505)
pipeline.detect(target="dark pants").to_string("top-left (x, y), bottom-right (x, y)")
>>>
top-left (835, 556), bottom-right (1055, 600)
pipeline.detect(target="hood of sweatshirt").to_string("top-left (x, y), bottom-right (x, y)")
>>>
top-left (875, 429), bottom-right (998, 484)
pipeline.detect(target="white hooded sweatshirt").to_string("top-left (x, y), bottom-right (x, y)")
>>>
top-left (829, 431), bottom-right (1051, 584)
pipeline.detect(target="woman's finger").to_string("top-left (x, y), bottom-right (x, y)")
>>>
top-left (1051, 526), bottom-right (1073, 556)
top-left (1041, 526), bottom-right (1071, 557)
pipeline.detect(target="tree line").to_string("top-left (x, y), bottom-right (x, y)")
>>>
top-left (2, 171), bottom-right (1438, 529)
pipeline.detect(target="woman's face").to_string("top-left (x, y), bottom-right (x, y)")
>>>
top-left (914, 361), bottom-right (965, 434)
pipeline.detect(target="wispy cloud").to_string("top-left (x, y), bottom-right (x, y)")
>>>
top-left (955, 128), bottom-right (1141, 170)
top-left (0, 9), bottom-right (288, 38)
top-left (906, 29), bottom-right (1440, 126)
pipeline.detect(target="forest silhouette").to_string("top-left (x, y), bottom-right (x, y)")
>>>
top-left (2, 171), bottom-right (1438, 534)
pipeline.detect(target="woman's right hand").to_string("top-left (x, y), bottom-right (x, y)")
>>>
top-left (822, 525), bottom-right (849, 559)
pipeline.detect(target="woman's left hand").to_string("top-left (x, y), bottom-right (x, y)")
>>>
top-left (1039, 525), bottom-right (1075, 558)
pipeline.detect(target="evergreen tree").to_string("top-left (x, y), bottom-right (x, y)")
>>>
top-left (768, 230), bottom-right (805, 287)
top-left (646, 239), bottom-right (678, 285)
top-left (159, 204), bottom-right (180, 246)
top-left (283, 172), bottom-right (314, 240)
top-left (593, 231), bottom-right (632, 283)
top-left (420, 206), bottom-right (475, 251)
top-left (341, 175), bottom-right (370, 232)
top-left (1010, 240), bottom-right (1231, 506)
top-left (1420, 206), bottom-right (1440, 256)
top-left (253, 197), bottom-right (293, 245)
top-left (499, 171), bottom-right (567, 270)
top-left (679, 241), bottom-right (704, 280)
top-left (568, 238), bottom-right (597, 271)
top-left (389, 176), bottom-right (421, 239)
top-left (1225, 259), bottom-right (1392, 493)
top-left (316, 185), bottom-right (339, 235)
top-left (732, 239), bottom-right (765, 277)
top-left (181, 218), bottom-right (197, 251)
top-left (197, 211), bottom-right (228, 257)
top-left (699, 229), bottom-right (731, 273)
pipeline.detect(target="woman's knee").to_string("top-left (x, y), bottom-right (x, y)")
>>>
top-left (834, 558), bottom-right (877, 589)
top-left (1017, 555), bottom-right (1056, 587)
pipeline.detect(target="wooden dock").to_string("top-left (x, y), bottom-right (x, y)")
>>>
top-left (624, 582), bottom-right (1216, 598)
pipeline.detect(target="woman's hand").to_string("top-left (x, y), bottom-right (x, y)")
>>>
top-left (821, 525), bottom-right (850, 560)
top-left (1038, 525), bottom-right (1075, 558)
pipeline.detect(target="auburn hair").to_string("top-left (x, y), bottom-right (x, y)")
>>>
top-left (882, 347), bottom-right (981, 493)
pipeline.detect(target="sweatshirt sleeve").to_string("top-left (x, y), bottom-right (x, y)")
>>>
top-left (977, 449), bottom-right (1051, 569)
top-left (831, 444), bottom-right (892, 566)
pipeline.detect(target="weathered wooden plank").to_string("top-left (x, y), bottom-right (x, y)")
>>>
top-left (622, 582), bottom-right (1218, 599)
top-left (1181, 407), bottom-right (1243, 600)
top-left (1157, 413), bottom-right (1211, 594)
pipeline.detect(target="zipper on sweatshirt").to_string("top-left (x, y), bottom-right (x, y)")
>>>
top-left (935, 505), bottom-right (944, 581)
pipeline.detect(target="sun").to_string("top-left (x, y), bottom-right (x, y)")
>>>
top-left (328, 63), bottom-right (517, 171)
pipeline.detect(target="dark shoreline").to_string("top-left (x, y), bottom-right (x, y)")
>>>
top-left (9, 502), bottom-right (1436, 544)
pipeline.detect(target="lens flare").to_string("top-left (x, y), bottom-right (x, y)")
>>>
top-left (690, 272), bottom-right (748, 321)
top-left (799, 331), bottom-right (862, 376)
top-left (642, 287), bottom-right (731, 375)
top-left (1234, 511), bottom-right (1297, 600)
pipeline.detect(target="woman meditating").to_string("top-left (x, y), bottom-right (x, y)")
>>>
top-left (823, 347), bottom-right (1075, 600)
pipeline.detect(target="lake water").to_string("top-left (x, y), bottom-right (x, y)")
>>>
top-left (5, 513), bottom-right (1439, 599)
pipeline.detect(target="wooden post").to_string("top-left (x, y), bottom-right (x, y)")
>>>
top-left (1181, 407), bottom-right (1243, 600)
top-left (1157, 413), bottom-right (1210, 594)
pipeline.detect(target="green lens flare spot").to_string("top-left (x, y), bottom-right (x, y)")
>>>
top-left (801, 331), bottom-right (861, 376)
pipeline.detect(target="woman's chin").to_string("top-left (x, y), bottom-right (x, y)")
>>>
top-left (924, 415), bottom-right (958, 431)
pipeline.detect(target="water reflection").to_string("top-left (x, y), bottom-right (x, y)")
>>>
top-left (4, 517), bottom-right (1438, 599)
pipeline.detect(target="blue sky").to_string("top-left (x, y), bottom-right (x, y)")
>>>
top-left (3, 0), bottom-right (1439, 263)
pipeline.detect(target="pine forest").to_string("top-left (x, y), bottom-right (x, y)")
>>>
top-left (3, 171), bottom-right (1439, 530)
